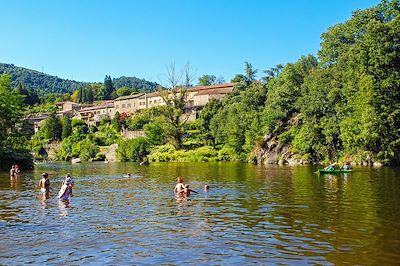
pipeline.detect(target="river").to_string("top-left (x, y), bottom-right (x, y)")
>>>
top-left (0, 162), bottom-right (399, 265)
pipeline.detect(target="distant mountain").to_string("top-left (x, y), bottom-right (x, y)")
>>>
top-left (0, 63), bottom-right (158, 95)
top-left (112, 76), bottom-right (158, 92)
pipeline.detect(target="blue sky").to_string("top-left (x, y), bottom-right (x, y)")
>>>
top-left (1, 0), bottom-right (380, 83)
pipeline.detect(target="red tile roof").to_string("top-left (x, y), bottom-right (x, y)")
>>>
top-left (79, 102), bottom-right (114, 112)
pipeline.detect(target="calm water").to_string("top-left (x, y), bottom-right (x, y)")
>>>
top-left (1, 162), bottom-right (399, 265)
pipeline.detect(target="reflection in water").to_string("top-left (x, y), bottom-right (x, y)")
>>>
top-left (58, 199), bottom-right (70, 217)
top-left (0, 162), bottom-right (399, 265)
top-left (10, 175), bottom-right (21, 190)
top-left (39, 192), bottom-right (50, 209)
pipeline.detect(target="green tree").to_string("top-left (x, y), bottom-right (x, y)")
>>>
top-left (61, 116), bottom-right (72, 140)
top-left (198, 74), bottom-right (217, 86)
top-left (144, 122), bottom-right (165, 145)
top-left (15, 83), bottom-right (40, 105)
top-left (112, 112), bottom-right (121, 132)
top-left (41, 112), bottom-right (62, 140)
top-left (86, 86), bottom-right (94, 103)
top-left (115, 86), bottom-right (132, 97)
top-left (158, 63), bottom-right (194, 150)
top-left (117, 137), bottom-right (151, 161)
top-left (99, 75), bottom-right (114, 100)
top-left (0, 74), bottom-right (33, 168)
top-left (244, 61), bottom-right (257, 84)
top-left (199, 98), bottom-right (222, 145)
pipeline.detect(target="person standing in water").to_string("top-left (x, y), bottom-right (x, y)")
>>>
top-left (10, 165), bottom-right (16, 178)
top-left (15, 165), bottom-right (20, 174)
top-left (58, 177), bottom-right (73, 201)
top-left (38, 172), bottom-right (51, 194)
top-left (174, 176), bottom-right (185, 195)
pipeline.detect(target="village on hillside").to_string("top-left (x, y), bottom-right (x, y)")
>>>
top-left (25, 83), bottom-right (234, 132)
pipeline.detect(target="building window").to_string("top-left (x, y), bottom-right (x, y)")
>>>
top-left (122, 104), bottom-right (126, 108)
top-left (127, 103), bottom-right (131, 108)
top-left (149, 100), bottom-right (152, 105)
top-left (116, 105), bottom-right (119, 109)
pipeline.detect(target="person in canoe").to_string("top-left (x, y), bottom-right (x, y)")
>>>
top-left (324, 162), bottom-right (336, 171)
top-left (343, 162), bottom-right (352, 170)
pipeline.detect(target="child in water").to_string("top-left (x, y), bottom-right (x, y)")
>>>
top-left (183, 184), bottom-right (198, 197)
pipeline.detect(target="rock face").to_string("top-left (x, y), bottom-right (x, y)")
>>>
top-left (253, 134), bottom-right (305, 165)
top-left (104, 144), bottom-right (119, 162)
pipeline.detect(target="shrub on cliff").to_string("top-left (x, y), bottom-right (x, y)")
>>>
top-left (117, 137), bottom-right (151, 162)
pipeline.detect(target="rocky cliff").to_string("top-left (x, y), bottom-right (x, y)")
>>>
top-left (253, 134), bottom-right (308, 165)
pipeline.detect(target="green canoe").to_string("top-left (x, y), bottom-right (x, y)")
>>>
top-left (318, 169), bottom-right (352, 174)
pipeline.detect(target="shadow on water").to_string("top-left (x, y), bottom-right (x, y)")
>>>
top-left (0, 162), bottom-right (399, 264)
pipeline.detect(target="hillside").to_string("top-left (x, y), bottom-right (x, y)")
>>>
top-left (0, 63), bottom-right (158, 94)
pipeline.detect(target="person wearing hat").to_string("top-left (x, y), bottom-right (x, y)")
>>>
top-left (58, 174), bottom-right (74, 201)
top-left (64, 173), bottom-right (74, 186)
top-left (38, 172), bottom-right (51, 194)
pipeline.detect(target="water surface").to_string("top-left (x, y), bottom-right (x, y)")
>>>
top-left (1, 162), bottom-right (399, 265)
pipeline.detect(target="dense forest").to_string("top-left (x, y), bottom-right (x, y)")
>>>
top-left (0, 63), bottom-right (158, 95)
top-left (216, 0), bottom-right (400, 165)
top-left (2, 0), bottom-right (400, 168)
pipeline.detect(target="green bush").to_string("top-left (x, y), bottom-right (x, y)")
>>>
top-left (217, 145), bottom-right (240, 161)
top-left (117, 137), bottom-right (151, 162)
top-left (126, 113), bottom-right (150, 130)
top-left (148, 145), bottom-right (218, 162)
top-left (95, 124), bottom-right (120, 146)
top-left (147, 144), bottom-right (176, 162)
top-left (56, 136), bottom-right (99, 161)
top-left (75, 139), bottom-right (99, 161)
top-left (144, 123), bottom-right (165, 145)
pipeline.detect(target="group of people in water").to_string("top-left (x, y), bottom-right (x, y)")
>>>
top-left (11, 165), bottom-right (205, 201)
top-left (9, 165), bottom-right (21, 177)
top-left (174, 176), bottom-right (209, 197)
top-left (38, 172), bottom-right (74, 200)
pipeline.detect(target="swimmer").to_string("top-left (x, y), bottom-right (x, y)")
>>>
top-left (204, 185), bottom-right (209, 192)
top-left (174, 176), bottom-right (185, 195)
top-left (183, 184), bottom-right (198, 197)
top-left (38, 172), bottom-right (51, 194)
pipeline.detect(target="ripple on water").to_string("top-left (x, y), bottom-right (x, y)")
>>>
top-left (0, 162), bottom-right (400, 264)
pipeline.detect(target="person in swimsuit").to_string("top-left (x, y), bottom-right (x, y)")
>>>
top-left (38, 172), bottom-right (51, 194)
top-left (204, 185), bottom-right (209, 192)
top-left (174, 176), bottom-right (185, 195)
